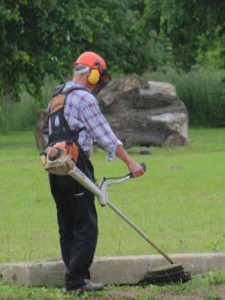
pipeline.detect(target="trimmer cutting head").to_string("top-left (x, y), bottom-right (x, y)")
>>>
top-left (139, 263), bottom-right (191, 285)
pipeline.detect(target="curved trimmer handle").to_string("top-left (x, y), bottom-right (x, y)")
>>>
top-left (67, 161), bottom-right (146, 207)
top-left (98, 162), bottom-right (146, 206)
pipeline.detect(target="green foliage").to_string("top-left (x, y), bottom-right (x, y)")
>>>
top-left (0, 96), bottom-right (36, 132)
top-left (147, 67), bottom-right (225, 127)
top-left (197, 33), bottom-right (225, 69)
top-left (145, 31), bottom-right (173, 71)
top-left (0, 77), bottom-right (57, 133)
top-left (143, 0), bottom-right (225, 70)
top-left (0, 0), bottom-right (148, 102)
top-left (0, 1), bottom-right (67, 100)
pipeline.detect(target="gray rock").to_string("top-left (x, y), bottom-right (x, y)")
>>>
top-left (98, 74), bottom-right (189, 147)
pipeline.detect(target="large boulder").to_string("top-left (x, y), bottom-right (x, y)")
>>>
top-left (98, 74), bottom-right (189, 147)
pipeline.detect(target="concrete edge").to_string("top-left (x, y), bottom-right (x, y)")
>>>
top-left (1, 253), bottom-right (225, 287)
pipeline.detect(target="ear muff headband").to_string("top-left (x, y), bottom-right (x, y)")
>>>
top-left (88, 69), bottom-right (100, 85)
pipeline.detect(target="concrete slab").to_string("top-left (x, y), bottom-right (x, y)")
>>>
top-left (0, 253), bottom-right (225, 287)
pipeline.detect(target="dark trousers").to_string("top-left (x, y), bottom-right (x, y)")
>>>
top-left (49, 156), bottom-right (98, 291)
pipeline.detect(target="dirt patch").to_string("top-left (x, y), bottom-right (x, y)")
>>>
top-left (99, 290), bottom-right (139, 300)
top-left (215, 284), bottom-right (225, 299)
top-left (154, 295), bottom-right (205, 300)
top-left (90, 292), bottom-right (205, 300)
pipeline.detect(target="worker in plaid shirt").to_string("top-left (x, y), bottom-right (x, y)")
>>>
top-left (48, 51), bottom-right (144, 294)
top-left (63, 79), bottom-right (122, 161)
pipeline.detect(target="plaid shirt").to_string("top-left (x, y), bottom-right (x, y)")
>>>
top-left (63, 80), bottom-right (122, 160)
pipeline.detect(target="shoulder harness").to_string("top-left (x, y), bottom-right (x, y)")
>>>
top-left (48, 84), bottom-right (88, 145)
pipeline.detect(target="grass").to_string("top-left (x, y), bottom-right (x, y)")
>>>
top-left (0, 128), bottom-right (225, 264)
top-left (1, 128), bottom-right (225, 299)
top-left (1, 269), bottom-right (225, 299)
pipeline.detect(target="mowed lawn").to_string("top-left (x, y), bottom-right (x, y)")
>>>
top-left (0, 128), bottom-right (225, 263)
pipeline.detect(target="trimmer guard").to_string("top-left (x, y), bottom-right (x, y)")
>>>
top-left (139, 263), bottom-right (191, 285)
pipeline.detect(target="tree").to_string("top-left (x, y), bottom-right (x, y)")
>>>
top-left (142, 0), bottom-right (225, 70)
top-left (0, 0), bottom-right (148, 102)
top-left (0, 0), bottom-right (109, 100)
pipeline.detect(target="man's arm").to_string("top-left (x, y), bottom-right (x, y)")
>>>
top-left (116, 145), bottom-right (145, 178)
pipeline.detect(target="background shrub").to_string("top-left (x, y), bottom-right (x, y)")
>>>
top-left (0, 77), bottom-right (57, 133)
top-left (0, 95), bottom-right (36, 132)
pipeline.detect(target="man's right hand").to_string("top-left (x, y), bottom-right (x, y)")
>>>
top-left (127, 160), bottom-right (145, 178)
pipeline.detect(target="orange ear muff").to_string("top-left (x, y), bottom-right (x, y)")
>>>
top-left (88, 69), bottom-right (100, 85)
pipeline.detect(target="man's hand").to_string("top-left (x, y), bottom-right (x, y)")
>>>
top-left (116, 145), bottom-right (146, 178)
top-left (127, 160), bottom-right (145, 178)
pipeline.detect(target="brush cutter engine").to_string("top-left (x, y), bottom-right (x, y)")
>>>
top-left (40, 141), bottom-right (79, 175)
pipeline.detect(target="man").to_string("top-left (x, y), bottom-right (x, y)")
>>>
top-left (47, 51), bottom-right (144, 293)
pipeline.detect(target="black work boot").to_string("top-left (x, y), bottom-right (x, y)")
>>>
top-left (81, 279), bottom-right (104, 292)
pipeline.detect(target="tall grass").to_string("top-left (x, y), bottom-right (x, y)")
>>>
top-left (0, 77), bottom-right (57, 133)
top-left (0, 96), bottom-right (36, 132)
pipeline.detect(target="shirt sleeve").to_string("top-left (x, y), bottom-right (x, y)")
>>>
top-left (81, 94), bottom-right (123, 160)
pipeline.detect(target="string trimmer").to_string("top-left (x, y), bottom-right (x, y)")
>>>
top-left (41, 143), bottom-right (191, 284)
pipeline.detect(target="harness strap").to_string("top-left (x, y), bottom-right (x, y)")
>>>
top-left (48, 85), bottom-right (88, 144)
